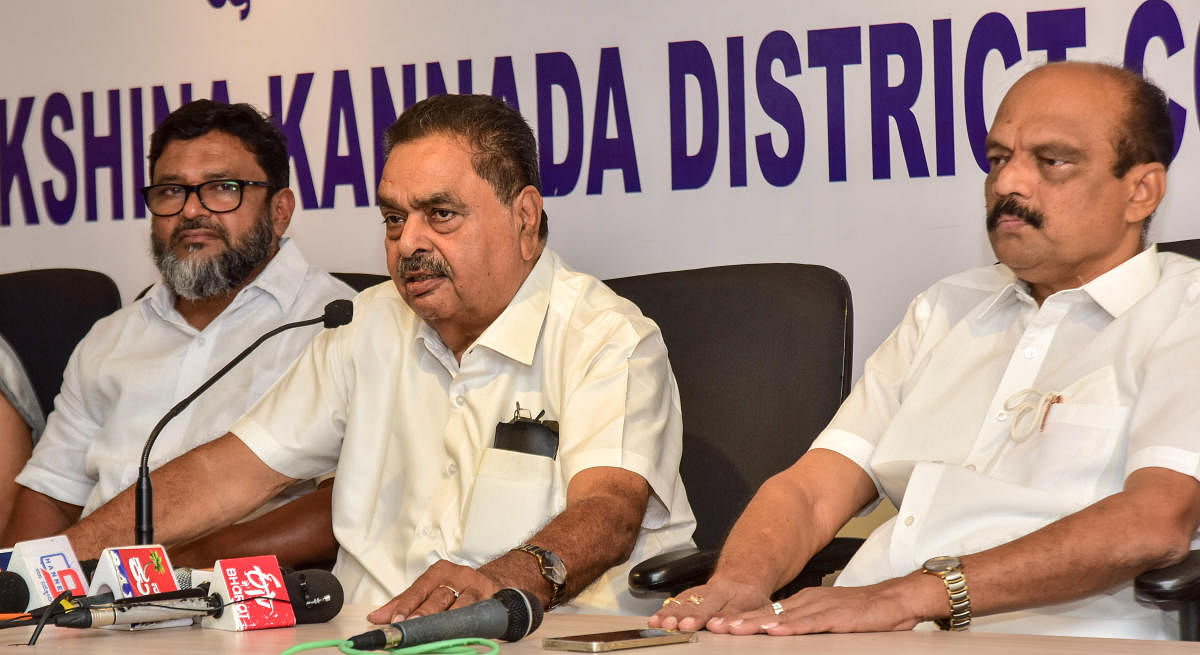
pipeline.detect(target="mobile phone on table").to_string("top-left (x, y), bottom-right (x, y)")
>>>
top-left (543, 628), bottom-right (697, 652)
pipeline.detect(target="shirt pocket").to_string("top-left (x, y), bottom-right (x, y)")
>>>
top-left (1020, 400), bottom-right (1130, 504)
top-left (460, 447), bottom-right (557, 562)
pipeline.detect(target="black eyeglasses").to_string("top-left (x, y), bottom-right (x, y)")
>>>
top-left (141, 179), bottom-right (276, 216)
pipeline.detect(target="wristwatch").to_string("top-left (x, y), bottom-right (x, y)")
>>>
top-left (514, 544), bottom-right (567, 609)
top-left (921, 555), bottom-right (970, 631)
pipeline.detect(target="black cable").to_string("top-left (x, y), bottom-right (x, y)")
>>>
top-left (27, 590), bottom-right (71, 645)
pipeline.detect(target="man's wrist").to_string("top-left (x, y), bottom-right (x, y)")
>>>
top-left (479, 552), bottom-right (556, 608)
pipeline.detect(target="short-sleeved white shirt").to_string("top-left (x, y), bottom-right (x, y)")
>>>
top-left (17, 239), bottom-right (354, 516)
top-left (812, 246), bottom-right (1200, 639)
top-left (0, 333), bottom-right (43, 442)
top-left (233, 250), bottom-right (696, 613)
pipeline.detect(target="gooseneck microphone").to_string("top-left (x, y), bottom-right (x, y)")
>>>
top-left (347, 588), bottom-right (543, 650)
top-left (134, 299), bottom-right (354, 544)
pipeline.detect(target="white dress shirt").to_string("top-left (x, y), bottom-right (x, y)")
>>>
top-left (0, 333), bottom-right (43, 442)
top-left (812, 246), bottom-right (1200, 639)
top-left (233, 249), bottom-right (696, 613)
top-left (17, 239), bottom-right (354, 516)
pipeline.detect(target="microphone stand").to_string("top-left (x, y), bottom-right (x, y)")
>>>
top-left (135, 300), bottom-right (352, 544)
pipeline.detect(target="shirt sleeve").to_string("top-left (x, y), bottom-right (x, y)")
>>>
top-left (1123, 287), bottom-right (1200, 480)
top-left (0, 335), bottom-right (43, 441)
top-left (809, 287), bottom-right (934, 500)
top-left (555, 311), bottom-right (685, 530)
top-left (231, 323), bottom-right (349, 481)
top-left (15, 339), bottom-right (102, 506)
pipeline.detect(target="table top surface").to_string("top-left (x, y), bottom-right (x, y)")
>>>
top-left (4, 604), bottom-right (1199, 654)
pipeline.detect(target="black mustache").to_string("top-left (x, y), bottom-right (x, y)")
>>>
top-left (987, 196), bottom-right (1045, 231)
top-left (169, 217), bottom-right (231, 248)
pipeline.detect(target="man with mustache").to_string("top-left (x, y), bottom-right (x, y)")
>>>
top-left (54, 94), bottom-right (695, 617)
top-left (3, 101), bottom-right (354, 569)
top-left (652, 61), bottom-right (1200, 639)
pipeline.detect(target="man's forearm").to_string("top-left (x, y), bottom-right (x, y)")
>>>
top-left (67, 435), bottom-right (293, 558)
top-left (710, 449), bottom-right (878, 594)
top-left (169, 483), bottom-right (338, 569)
top-left (2, 486), bottom-right (82, 546)
top-left (479, 468), bottom-right (649, 607)
top-left (959, 466), bottom-right (1200, 618)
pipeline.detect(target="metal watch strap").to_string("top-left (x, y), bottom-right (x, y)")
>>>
top-left (514, 544), bottom-right (564, 609)
top-left (922, 556), bottom-right (970, 631)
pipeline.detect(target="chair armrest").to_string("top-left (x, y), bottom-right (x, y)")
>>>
top-left (628, 547), bottom-right (716, 598)
top-left (627, 537), bottom-right (865, 599)
top-left (1135, 549), bottom-right (1200, 605)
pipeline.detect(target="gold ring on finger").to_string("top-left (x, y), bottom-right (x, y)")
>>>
top-left (662, 597), bottom-right (682, 607)
top-left (687, 594), bottom-right (703, 605)
top-left (438, 584), bottom-right (461, 599)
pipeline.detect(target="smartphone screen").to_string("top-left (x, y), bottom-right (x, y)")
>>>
top-left (543, 628), bottom-right (698, 652)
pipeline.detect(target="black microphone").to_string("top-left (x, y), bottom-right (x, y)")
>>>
top-left (134, 299), bottom-right (354, 544)
top-left (0, 571), bottom-right (29, 613)
top-left (347, 588), bottom-right (543, 650)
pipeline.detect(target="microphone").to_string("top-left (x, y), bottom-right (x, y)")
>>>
top-left (54, 594), bottom-right (217, 628)
top-left (347, 588), bottom-right (543, 650)
top-left (0, 536), bottom-right (89, 612)
top-left (0, 571), bottom-right (28, 613)
top-left (53, 569), bottom-right (341, 628)
top-left (135, 299), bottom-right (354, 544)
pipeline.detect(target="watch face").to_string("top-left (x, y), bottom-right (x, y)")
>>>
top-left (924, 556), bottom-right (962, 573)
top-left (541, 550), bottom-right (567, 585)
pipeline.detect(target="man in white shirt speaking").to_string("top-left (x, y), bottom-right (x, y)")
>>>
top-left (651, 61), bottom-right (1200, 640)
top-left (3, 100), bottom-right (354, 568)
top-left (60, 93), bottom-right (696, 618)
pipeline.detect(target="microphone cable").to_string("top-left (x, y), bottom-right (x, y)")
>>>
top-left (280, 636), bottom-right (500, 655)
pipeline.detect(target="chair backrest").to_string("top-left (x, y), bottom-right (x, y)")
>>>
top-left (604, 263), bottom-right (853, 550)
top-left (332, 272), bottom-right (391, 293)
top-left (0, 268), bottom-right (122, 418)
top-left (1159, 238), bottom-right (1200, 261)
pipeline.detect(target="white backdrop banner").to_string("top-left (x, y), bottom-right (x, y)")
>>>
top-left (2, 0), bottom-right (1199, 377)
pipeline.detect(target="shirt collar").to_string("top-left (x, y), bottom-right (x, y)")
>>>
top-left (142, 237), bottom-right (309, 326)
top-left (472, 249), bottom-right (553, 367)
top-left (978, 245), bottom-right (1160, 320)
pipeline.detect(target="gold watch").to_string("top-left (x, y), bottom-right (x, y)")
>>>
top-left (514, 544), bottom-right (566, 609)
top-left (921, 555), bottom-right (970, 630)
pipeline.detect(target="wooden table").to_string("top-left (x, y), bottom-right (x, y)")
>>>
top-left (4, 605), bottom-right (1198, 653)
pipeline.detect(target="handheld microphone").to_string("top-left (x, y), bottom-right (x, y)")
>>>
top-left (347, 588), bottom-right (543, 650)
top-left (134, 299), bottom-right (354, 544)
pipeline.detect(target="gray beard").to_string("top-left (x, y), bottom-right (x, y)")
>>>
top-left (152, 215), bottom-right (275, 301)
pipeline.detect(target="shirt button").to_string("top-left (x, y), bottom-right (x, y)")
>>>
top-left (966, 464), bottom-right (977, 472)
top-left (420, 526), bottom-right (433, 538)
top-left (996, 410), bottom-right (1008, 421)
top-left (455, 395), bottom-right (465, 407)
top-left (197, 336), bottom-right (206, 346)
top-left (1024, 347), bottom-right (1037, 359)
top-left (445, 462), bottom-right (458, 476)
top-left (904, 515), bottom-right (915, 527)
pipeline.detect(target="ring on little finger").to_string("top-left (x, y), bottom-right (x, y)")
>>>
top-left (771, 601), bottom-right (784, 616)
top-left (662, 597), bottom-right (682, 607)
top-left (438, 584), bottom-right (461, 599)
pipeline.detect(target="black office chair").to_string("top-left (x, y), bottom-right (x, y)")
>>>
top-left (0, 268), bottom-right (122, 419)
top-left (604, 263), bottom-right (861, 599)
top-left (1158, 238), bottom-right (1200, 261)
top-left (1134, 237), bottom-right (1200, 640)
top-left (331, 272), bottom-right (390, 293)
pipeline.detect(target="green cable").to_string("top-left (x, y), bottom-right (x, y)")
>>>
top-left (281, 637), bottom-right (500, 655)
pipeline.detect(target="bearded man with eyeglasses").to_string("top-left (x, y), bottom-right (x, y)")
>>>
top-left (3, 101), bottom-right (354, 570)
